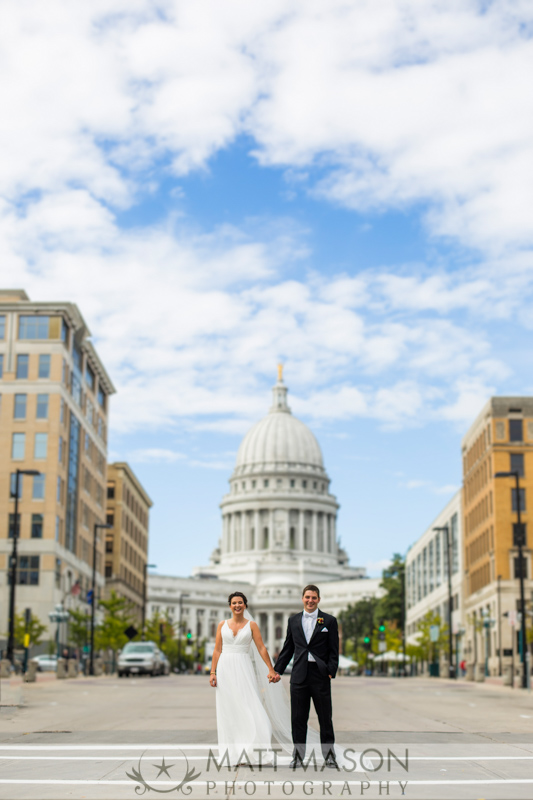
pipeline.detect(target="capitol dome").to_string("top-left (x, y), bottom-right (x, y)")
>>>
top-left (234, 375), bottom-right (324, 476)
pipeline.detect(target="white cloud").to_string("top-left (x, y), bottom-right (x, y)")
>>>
top-left (1, 1), bottom-right (532, 255)
top-left (128, 448), bottom-right (186, 463)
top-left (1, 1), bottom-right (533, 438)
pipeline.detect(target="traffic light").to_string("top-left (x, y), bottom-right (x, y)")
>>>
top-left (378, 621), bottom-right (386, 641)
top-left (186, 630), bottom-right (192, 640)
top-left (363, 635), bottom-right (371, 650)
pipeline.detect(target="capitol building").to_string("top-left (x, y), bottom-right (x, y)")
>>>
top-left (147, 370), bottom-right (382, 657)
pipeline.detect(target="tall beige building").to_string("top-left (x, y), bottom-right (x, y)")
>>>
top-left (105, 462), bottom-right (152, 622)
top-left (462, 397), bottom-right (533, 675)
top-left (0, 290), bottom-right (115, 649)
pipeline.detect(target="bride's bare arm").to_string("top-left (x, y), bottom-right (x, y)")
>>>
top-left (250, 621), bottom-right (279, 682)
top-left (209, 622), bottom-right (224, 686)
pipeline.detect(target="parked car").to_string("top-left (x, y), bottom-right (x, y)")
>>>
top-left (31, 654), bottom-right (58, 672)
top-left (117, 642), bottom-right (162, 677)
top-left (159, 653), bottom-right (170, 675)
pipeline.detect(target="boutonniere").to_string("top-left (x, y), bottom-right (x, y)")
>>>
top-left (317, 617), bottom-right (324, 625)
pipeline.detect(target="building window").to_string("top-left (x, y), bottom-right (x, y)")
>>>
top-left (16, 354), bottom-right (29, 379)
top-left (10, 473), bottom-right (23, 498)
top-left (60, 398), bottom-right (65, 424)
top-left (510, 453), bottom-right (525, 477)
top-left (290, 479), bottom-right (295, 488)
top-left (277, 478), bottom-right (282, 488)
top-left (514, 556), bottom-right (528, 579)
top-left (12, 432), bottom-right (25, 459)
top-left (38, 354), bottom-right (51, 378)
top-left (0, 315), bottom-right (5, 338)
top-left (264, 479), bottom-right (269, 488)
top-left (105, 538), bottom-right (113, 553)
top-left (302, 480), bottom-right (307, 489)
top-left (8, 555), bottom-right (40, 585)
top-left (97, 385), bottom-right (105, 409)
top-left (61, 318), bottom-right (69, 344)
top-left (55, 556), bottom-right (61, 584)
top-left (14, 394), bottom-right (27, 419)
top-left (303, 527), bottom-right (309, 549)
top-left (18, 316), bottom-right (49, 339)
top-left (509, 419), bottom-right (523, 442)
top-left (0, 354), bottom-right (3, 378)
top-left (65, 415), bottom-right (80, 553)
top-left (263, 527), bottom-right (269, 548)
top-left (58, 436), bottom-right (63, 463)
top-left (105, 564), bottom-right (113, 578)
top-left (289, 527), bottom-right (296, 549)
top-left (513, 523), bottom-right (527, 547)
top-left (57, 476), bottom-right (61, 502)
top-left (106, 512), bottom-right (114, 526)
top-left (313, 481), bottom-right (317, 489)
top-left (252, 480), bottom-right (256, 488)
top-left (36, 394), bottom-right (49, 419)
top-left (34, 432), bottom-right (48, 459)
top-left (31, 513), bottom-right (43, 538)
top-left (85, 363), bottom-right (95, 391)
top-left (33, 474), bottom-right (45, 500)
top-left (107, 483), bottom-right (115, 499)
top-left (512, 487), bottom-right (526, 512)
top-left (8, 513), bottom-right (19, 538)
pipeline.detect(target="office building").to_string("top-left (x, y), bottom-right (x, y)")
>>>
top-left (0, 290), bottom-right (115, 649)
top-left (105, 462), bottom-right (152, 622)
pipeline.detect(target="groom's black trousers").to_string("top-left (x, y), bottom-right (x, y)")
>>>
top-left (290, 662), bottom-right (335, 760)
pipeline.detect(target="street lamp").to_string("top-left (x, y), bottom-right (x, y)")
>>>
top-left (89, 522), bottom-right (113, 676)
top-left (6, 468), bottom-right (41, 664)
top-left (481, 608), bottom-right (495, 677)
top-left (141, 562), bottom-right (157, 640)
top-left (177, 593), bottom-right (190, 672)
top-left (497, 575), bottom-right (503, 677)
top-left (433, 525), bottom-right (456, 679)
top-left (494, 470), bottom-right (528, 689)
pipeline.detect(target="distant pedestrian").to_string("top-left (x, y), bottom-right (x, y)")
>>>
top-left (459, 659), bottom-right (466, 677)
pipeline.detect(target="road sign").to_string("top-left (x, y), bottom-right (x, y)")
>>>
top-left (378, 641), bottom-right (386, 652)
top-left (429, 625), bottom-right (440, 643)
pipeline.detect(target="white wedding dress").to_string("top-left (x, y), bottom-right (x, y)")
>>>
top-left (215, 614), bottom-right (363, 770)
top-left (216, 620), bottom-right (275, 765)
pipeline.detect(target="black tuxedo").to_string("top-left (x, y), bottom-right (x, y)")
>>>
top-left (273, 609), bottom-right (339, 759)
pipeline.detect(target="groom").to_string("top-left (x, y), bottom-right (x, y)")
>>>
top-left (273, 584), bottom-right (339, 768)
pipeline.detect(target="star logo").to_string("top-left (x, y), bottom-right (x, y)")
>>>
top-left (152, 756), bottom-right (174, 778)
top-left (126, 749), bottom-right (201, 794)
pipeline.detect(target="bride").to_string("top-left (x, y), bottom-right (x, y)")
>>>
top-left (209, 591), bottom-right (279, 766)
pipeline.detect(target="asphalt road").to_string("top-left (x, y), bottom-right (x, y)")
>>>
top-left (1, 673), bottom-right (533, 799)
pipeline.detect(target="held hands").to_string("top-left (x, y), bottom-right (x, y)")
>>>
top-left (268, 669), bottom-right (281, 683)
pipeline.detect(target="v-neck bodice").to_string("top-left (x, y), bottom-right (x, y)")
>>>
top-left (221, 619), bottom-right (252, 653)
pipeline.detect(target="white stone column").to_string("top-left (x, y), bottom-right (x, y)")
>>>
top-left (269, 509), bottom-right (274, 550)
top-left (225, 514), bottom-right (231, 552)
top-left (312, 512), bottom-right (318, 552)
top-left (254, 510), bottom-right (260, 551)
top-left (299, 509), bottom-right (305, 551)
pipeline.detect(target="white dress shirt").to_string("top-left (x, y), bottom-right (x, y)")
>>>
top-left (302, 609), bottom-right (318, 662)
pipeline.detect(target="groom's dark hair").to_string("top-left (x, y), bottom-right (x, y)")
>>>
top-left (302, 584), bottom-right (320, 597)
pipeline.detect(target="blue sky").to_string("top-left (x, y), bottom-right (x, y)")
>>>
top-left (2, 1), bottom-right (533, 577)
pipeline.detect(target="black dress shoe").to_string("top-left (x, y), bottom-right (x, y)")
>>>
top-left (289, 757), bottom-right (303, 769)
top-left (324, 755), bottom-right (339, 769)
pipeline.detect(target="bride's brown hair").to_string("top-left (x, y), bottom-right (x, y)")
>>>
top-left (228, 591), bottom-right (248, 606)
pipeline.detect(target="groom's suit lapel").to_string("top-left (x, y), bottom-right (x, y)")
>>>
top-left (294, 611), bottom-right (306, 644)
top-left (308, 608), bottom-right (324, 644)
